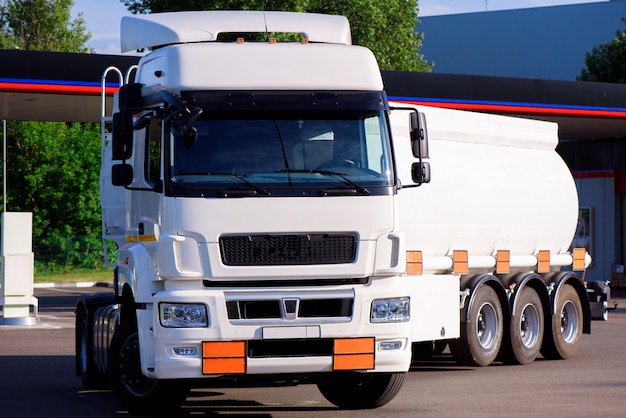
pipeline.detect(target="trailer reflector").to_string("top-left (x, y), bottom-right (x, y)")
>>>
top-left (406, 250), bottom-right (423, 275)
top-left (333, 337), bottom-right (375, 370)
top-left (453, 250), bottom-right (469, 274)
top-left (496, 250), bottom-right (511, 274)
top-left (202, 341), bottom-right (246, 374)
top-left (537, 250), bottom-right (551, 273)
top-left (573, 248), bottom-right (587, 271)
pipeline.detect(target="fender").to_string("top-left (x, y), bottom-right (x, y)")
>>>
top-left (115, 242), bottom-right (162, 377)
top-left (459, 274), bottom-right (507, 324)
top-left (116, 242), bottom-right (163, 303)
top-left (542, 271), bottom-right (591, 334)
top-left (499, 272), bottom-right (551, 321)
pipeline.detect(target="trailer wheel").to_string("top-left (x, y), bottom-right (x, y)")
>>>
top-left (541, 284), bottom-right (583, 360)
top-left (109, 318), bottom-right (189, 415)
top-left (76, 305), bottom-right (106, 388)
top-left (317, 372), bottom-right (405, 409)
top-left (507, 286), bottom-right (544, 364)
top-left (450, 285), bottom-right (503, 367)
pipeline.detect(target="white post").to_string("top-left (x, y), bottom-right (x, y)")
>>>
top-left (2, 119), bottom-right (5, 213)
top-left (0, 212), bottom-right (39, 325)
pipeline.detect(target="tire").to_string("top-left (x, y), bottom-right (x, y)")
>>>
top-left (450, 285), bottom-right (503, 367)
top-left (541, 283), bottom-right (583, 360)
top-left (76, 306), bottom-right (107, 388)
top-left (108, 317), bottom-right (189, 415)
top-left (317, 372), bottom-right (405, 409)
top-left (507, 286), bottom-right (544, 365)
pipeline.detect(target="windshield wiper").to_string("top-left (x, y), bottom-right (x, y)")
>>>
top-left (174, 172), bottom-right (271, 196)
top-left (278, 169), bottom-right (370, 196)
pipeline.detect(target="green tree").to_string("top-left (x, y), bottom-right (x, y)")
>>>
top-left (578, 18), bottom-right (626, 83)
top-left (120, 0), bottom-right (431, 72)
top-left (0, 1), bottom-right (100, 245)
top-left (6, 122), bottom-right (101, 237)
top-left (0, 0), bottom-right (90, 52)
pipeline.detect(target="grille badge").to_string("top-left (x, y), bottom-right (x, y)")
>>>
top-left (283, 298), bottom-right (299, 320)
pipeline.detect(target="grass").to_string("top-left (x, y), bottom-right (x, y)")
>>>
top-left (34, 268), bottom-right (114, 284)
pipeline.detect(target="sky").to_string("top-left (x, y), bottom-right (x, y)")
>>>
top-left (71, 0), bottom-right (608, 54)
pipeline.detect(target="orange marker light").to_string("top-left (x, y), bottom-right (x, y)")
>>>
top-left (406, 251), bottom-right (423, 275)
top-left (496, 250), bottom-right (510, 274)
top-left (537, 250), bottom-right (551, 273)
top-left (453, 250), bottom-right (469, 274)
top-left (572, 248), bottom-right (587, 271)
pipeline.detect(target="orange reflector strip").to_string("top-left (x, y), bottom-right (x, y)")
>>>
top-left (406, 250), bottom-right (423, 275)
top-left (269, 37), bottom-right (277, 44)
top-left (334, 337), bottom-right (375, 355)
top-left (333, 338), bottom-right (375, 371)
top-left (202, 341), bottom-right (246, 375)
top-left (203, 341), bottom-right (246, 357)
top-left (453, 250), bottom-right (469, 274)
top-left (496, 250), bottom-right (511, 274)
top-left (334, 353), bottom-right (375, 371)
top-left (203, 357), bottom-right (246, 374)
top-left (537, 250), bottom-right (551, 273)
top-left (573, 248), bottom-right (587, 271)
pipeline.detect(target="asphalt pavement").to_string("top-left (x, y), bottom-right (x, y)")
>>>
top-left (1, 285), bottom-right (626, 417)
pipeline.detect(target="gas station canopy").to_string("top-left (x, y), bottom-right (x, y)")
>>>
top-left (2, 49), bottom-right (626, 140)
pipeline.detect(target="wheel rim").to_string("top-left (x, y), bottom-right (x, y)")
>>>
top-left (560, 300), bottom-right (579, 344)
top-left (118, 333), bottom-right (157, 396)
top-left (519, 303), bottom-right (540, 348)
top-left (476, 302), bottom-right (498, 349)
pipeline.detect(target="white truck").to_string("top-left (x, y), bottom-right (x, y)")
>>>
top-left (75, 11), bottom-right (598, 414)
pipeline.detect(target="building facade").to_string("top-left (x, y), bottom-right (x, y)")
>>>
top-left (419, 0), bottom-right (626, 82)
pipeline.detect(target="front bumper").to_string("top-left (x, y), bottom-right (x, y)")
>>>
top-left (142, 281), bottom-right (413, 379)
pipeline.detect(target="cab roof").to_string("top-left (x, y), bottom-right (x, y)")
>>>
top-left (121, 11), bottom-right (352, 53)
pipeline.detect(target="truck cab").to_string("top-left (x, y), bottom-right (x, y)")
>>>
top-left (92, 11), bottom-right (430, 414)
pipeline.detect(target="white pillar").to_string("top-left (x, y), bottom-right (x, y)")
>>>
top-left (0, 212), bottom-right (39, 325)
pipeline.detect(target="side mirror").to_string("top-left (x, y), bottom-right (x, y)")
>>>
top-left (111, 164), bottom-right (133, 186)
top-left (118, 83), bottom-right (143, 111)
top-left (411, 161), bottom-right (431, 185)
top-left (410, 111), bottom-right (429, 159)
top-left (112, 112), bottom-right (133, 160)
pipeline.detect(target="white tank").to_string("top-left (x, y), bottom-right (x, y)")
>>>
top-left (390, 104), bottom-right (579, 272)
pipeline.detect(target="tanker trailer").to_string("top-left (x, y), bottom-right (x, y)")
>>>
top-left (389, 104), bottom-right (592, 366)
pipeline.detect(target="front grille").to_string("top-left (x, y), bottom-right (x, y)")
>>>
top-left (226, 298), bottom-right (354, 320)
top-left (220, 234), bottom-right (357, 266)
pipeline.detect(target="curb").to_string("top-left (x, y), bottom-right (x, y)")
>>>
top-left (34, 282), bottom-right (114, 289)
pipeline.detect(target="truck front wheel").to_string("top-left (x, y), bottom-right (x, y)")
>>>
top-left (317, 372), bottom-right (405, 409)
top-left (108, 318), bottom-right (189, 415)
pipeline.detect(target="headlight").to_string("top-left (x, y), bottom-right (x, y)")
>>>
top-left (160, 303), bottom-right (208, 328)
top-left (371, 297), bottom-right (410, 323)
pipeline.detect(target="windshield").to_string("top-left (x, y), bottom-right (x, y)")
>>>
top-left (167, 93), bottom-right (394, 197)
